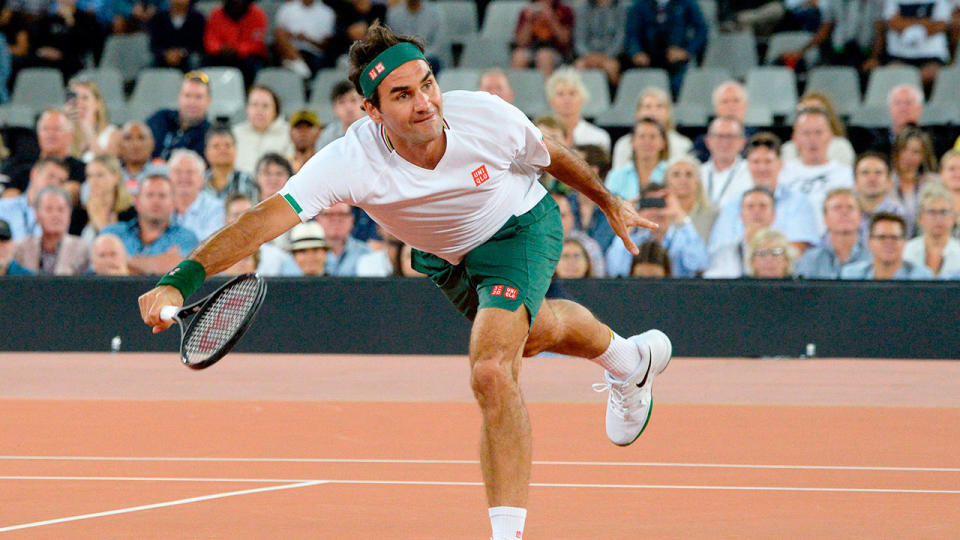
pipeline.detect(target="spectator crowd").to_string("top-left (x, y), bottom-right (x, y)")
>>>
top-left (3, 0), bottom-right (960, 283)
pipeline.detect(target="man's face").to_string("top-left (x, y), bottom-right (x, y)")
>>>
top-left (205, 134), bottom-right (237, 168)
top-left (823, 193), bottom-right (861, 234)
top-left (169, 156), bottom-right (204, 201)
top-left (318, 202), bottom-right (354, 242)
top-left (225, 198), bottom-right (252, 224)
top-left (333, 90), bottom-right (365, 127)
top-left (178, 80), bottom-right (211, 124)
top-left (36, 191), bottom-right (71, 236)
top-left (918, 198), bottom-right (956, 238)
top-left (638, 189), bottom-right (670, 229)
top-left (479, 73), bottom-right (514, 103)
top-left (120, 124), bottom-right (154, 163)
top-left (30, 162), bottom-right (70, 194)
top-left (889, 87), bottom-right (922, 131)
top-left (293, 247), bottom-right (327, 276)
top-left (255, 162), bottom-right (289, 200)
top-left (705, 119), bottom-right (745, 163)
top-left (714, 86), bottom-right (747, 121)
top-left (746, 146), bottom-right (782, 190)
top-left (365, 60), bottom-right (444, 147)
top-left (136, 178), bottom-right (174, 225)
top-left (854, 157), bottom-right (892, 198)
top-left (740, 192), bottom-right (775, 231)
top-left (792, 113), bottom-right (832, 164)
top-left (92, 237), bottom-right (128, 275)
top-left (37, 112), bottom-right (73, 156)
top-left (290, 122), bottom-right (321, 151)
top-left (868, 219), bottom-right (906, 266)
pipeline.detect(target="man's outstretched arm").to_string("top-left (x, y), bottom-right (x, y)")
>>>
top-left (138, 194), bottom-right (301, 332)
top-left (542, 137), bottom-right (657, 255)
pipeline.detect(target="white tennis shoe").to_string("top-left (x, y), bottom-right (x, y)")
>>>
top-left (594, 329), bottom-right (672, 446)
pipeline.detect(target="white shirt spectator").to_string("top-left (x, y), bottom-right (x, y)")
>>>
top-left (884, 0), bottom-right (951, 61)
top-left (781, 138), bottom-right (857, 167)
top-left (903, 236), bottom-right (960, 277)
top-left (232, 118), bottom-right (295, 175)
top-left (171, 190), bottom-right (225, 240)
top-left (611, 130), bottom-right (693, 170)
top-left (275, 0), bottom-right (337, 56)
top-left (779, 160), bottom-right (855, 233)
top-left (701, 156), bottom-right (753, 208)
top-left (573, 119), bottom-right (611, 155)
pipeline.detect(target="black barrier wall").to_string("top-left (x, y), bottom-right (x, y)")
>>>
top-left (1, 276), bottom-right (958, 358)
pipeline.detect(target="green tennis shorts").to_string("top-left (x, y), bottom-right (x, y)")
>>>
top-left (411, 194), bottom-right (563, 325)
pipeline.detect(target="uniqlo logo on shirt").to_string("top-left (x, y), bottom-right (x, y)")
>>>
top-left (504, 287), bottom-right (518, 299)
top-left (472, 165), bottom-right (490, 186)
top-left (490, 285), bottom-right (504, 296)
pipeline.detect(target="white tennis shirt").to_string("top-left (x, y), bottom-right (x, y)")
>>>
top-left (279, 90), bottom-right (551, 264)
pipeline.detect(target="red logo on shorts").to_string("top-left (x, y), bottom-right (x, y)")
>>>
top-left (472, 165), bottom-right (490, 186)
top-left (505, 287), bottom-right (518, 299)
top-left (490, 284), bottom-right (504, 296)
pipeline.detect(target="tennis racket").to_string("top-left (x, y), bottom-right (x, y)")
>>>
top-left (159, 273), bottom-right (267, 370)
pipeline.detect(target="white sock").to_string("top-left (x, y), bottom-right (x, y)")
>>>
top-left (489, 506), bottom-right (526, 539)
top-left (589, 331), bottom-right (647, 380)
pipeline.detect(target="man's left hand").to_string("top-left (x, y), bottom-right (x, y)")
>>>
top-left (604, 196), bottom-right (658, 255)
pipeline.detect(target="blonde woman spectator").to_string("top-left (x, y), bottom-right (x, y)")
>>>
top-left (612, 87), bottom-right (693, 170)
top-left (232, 85), bottom-right (294, 175)
top-left (80, 155), bottom-right (135, 244)
top-left (13, 185), bottom-right (90, 275)
top-left (91, 234), bottom-right (130, 275)
top-left (555, 238), bottom-right (592, 278)
top-left (904, 182), bottom-right (960, 277)
top-left (546, 68), bottom-right (610, 154)
top-left (665, 155), bottom-right (717, 244)
top-left (605, 117), bottom-right (668, 201)
top-left (938, 149), bottom-right (960, 230)
top-left (66, 79), bottom-right (120, 162)
top-left (781, 92), bottom-right (856, 166)
top-left (747, 228), bottom-right (796, 278)
top-left (891, 126), bottom-right (940, 235)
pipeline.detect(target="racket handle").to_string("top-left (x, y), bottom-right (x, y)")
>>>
top-left (159, 305), bottom-right (180, 321)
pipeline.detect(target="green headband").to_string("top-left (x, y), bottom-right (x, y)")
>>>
top-left (359, 43), bottom-right (427, 99)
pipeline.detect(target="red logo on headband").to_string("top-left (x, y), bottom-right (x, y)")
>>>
top-left (368, 68), bottom-right (377, 80)
top-left (376, 62), bottom-right (385, 73)
top-left (472, 165), bottom-right (489, 186)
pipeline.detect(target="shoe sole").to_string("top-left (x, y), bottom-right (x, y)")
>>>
top-left (615, 331), bottom-right (672, 447)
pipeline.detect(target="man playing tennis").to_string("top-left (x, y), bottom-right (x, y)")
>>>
top-left (139, 23), bottom-right (672, 540)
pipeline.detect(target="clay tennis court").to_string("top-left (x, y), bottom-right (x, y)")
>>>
top-left (2, 352), bottom-right (959, 538)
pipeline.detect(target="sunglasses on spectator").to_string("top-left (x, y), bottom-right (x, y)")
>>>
top-left (752, 248), bottom-right (785, 257)
top-left (870, 234), bottom-right (904, 242)
top-left (922, 209), bottom-right (954, 217)
top-left (184, 70), bottom-right (210, 85)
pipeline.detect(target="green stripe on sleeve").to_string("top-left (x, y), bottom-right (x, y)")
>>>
top-left (283, 193), bottom-right (303, 214)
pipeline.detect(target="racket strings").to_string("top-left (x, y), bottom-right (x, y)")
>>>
top-left (184, 277), bottom-right (261, 362)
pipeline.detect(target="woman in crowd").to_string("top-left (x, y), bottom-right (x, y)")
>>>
top-left (66, 79), bottom-right (119, 162)
top-left (604, 117), bottom-right (668, 201)
top-left (780, 91), bottom-right (855, 166)
top-left (611, 86), bottom-right (692, 169)
top-left (546, 67), bottom-right (610, 153)
top-left (630, 240), bottom-right (671, 278)
top-left (903, 182), bottom-right (960, 278)
top-left (232, 85), bottom-right (294, 175)
top-left (554, 238), bottom-right (592, 279)
top-left (890, 126), bottom-right (940, 236)
top-left (748, 228), bottom-right (796, 279)
top-left (79, 154), bottom-right (135, 244)
top-left (664, 155), bottom-right (716, 244)
top-left (938, 149), bottom-right (960, 235)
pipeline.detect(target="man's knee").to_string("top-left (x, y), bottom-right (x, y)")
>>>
top-left (470, 357), bottom-right (516, 405)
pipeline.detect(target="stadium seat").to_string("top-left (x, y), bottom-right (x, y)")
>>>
top-left (0, 104), bottom-right (37, 128)
top-left (849, 104), bottom-right (888, 128)
top-left (929, 66), bottom-right (960, 107)
top-left (764, 31), bottom-right (818, 66)
top-left (702, 31), bottom-right (757, 80)
top-left (507, 69), bottom-right (548, 118)
top-left (254, 67), bottom-right (307, 116)
top-left (11, 68), bottom-right (66, 113)
top-left (805, 66), bottom-right (861, 116)
top-left (579, 69), bottom-right (610, 118)
top-left (126, 68), bottom-right (183, 122)
top-left (863, 66), bottom-right (922, 107)
top-left (676, 67), bottom-right (731, 111)
top-left (437, 68), bottom-right (482, 92)
top-left (745, 67), bottom-right (797, 117)
top-left (480, 1), bottom-right (526, 43)
top-left (595, 69), bottom-right (670, 127)
top-left (743, 104), bottom-right (772, 127)
top-left (74, 67), bottom-right (127, 123)
top-left (673, 103), bottom-right (709, 127)
top-left (459, 35), bottom-right (511, 68)
top-left (308, 68), bottom-right (350, 125)
top-left (919, 102), bottom-right (960, 126)
top-left (100, 33), bottom-right (151, 84)
top-left (436, 0), bottom-right (479, 47)
top-left (205, 67), bottom-right (246, 120)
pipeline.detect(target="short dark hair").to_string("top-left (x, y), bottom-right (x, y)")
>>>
top-left (869, 212), bottom-right (906, 237)
top-left (741, 185), bottom-right (775, 207)
top-left (248, 84), bottom-right (282, 117)
top-left (255, 152), bottom-right (293, 177)
top-left (576, 144), bottom-right (611, 180)
top-left (331, 80), bottom-right (357, 103)
top-left (856, 151), bottom-right (889, 168)
top-left (631, 240), bottom-right (672, 277)
top-left (32, 156), bottom-right (69, 175)
top-left (347, 21), bottom-right (426, 109)
top-left (205, 125), bottom-right (235, 146)
top-left (745, 132), bottom-right (782, 157)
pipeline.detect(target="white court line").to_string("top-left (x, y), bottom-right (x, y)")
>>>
top-left (0, 455), bottom-right (958, 472)
top-left (1, 475), bottom-right (958, 496)
top-left (0, 480), bottom-right (326, 533)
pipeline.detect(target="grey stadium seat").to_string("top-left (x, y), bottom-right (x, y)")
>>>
top-left (459, 35), bottom-right (511, 69)
top-left (745, 67), bottom-right (797, 117)
top-left (0, 104), bottom-right (37, 128)
top-left (863, 66), bottom-right (922, 107)
top-left (579, 69), bottom-right (610, 118)
top-left (308, 68), bottom-right (350, 125)
top-left (480, 1), bottom-right (526, 43)
top-left (126, 68), bottom-right (183, 122)
top-left (436, 0), bottom-right (478, 47)
top-left (74, 67), bottom-right (127, 123)
top-left (595, 68), bottom-right (670, 127)
top-left (205, 67), bottom-right (246, 120)
top-left (764, 31), bottom-right (818, 66)
top-left (849, 104), bottom-right (888, 129)
top-left (673, 103), bottom-right (709, 127)
top-left (438, 68), bottom-right (482, 92)
top-left (99, 32), bottom-right (151, 83)
top-left (743, 104), bottom-right (772, 127)
top-left (805, 66), bottom-right (861, 116)
top-left (676, 67), bottom-right (731, 111)
top-left (702, 31), bottom-right (757, 80)
top-left (697, 0), bottom-right (719, 39)
top-left (919, 102), bottom-right (960, 126)
top-left (11, 68), bottom-right (66, 113)
top-left (254, 67), bottom-right (307, 116)
top-left (507, 69), bottom-right (548, 118)
top-left (930, 67), bottom-right (960, 107)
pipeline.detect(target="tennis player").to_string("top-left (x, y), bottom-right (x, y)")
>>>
top-left (139, 23), bottom-right (673, 540)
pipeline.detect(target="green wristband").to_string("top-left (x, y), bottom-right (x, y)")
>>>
top-left (156, 260), bottom-right (207, 300)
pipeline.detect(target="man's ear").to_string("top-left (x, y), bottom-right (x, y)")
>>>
top-left (363, 99), bottom-right (382, 124)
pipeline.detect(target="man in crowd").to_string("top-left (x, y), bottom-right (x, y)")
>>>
top-left (852, 152), bottom-right (908, 238)
top-left (118, 121), bottom-right (159, 194)
top-left (317, 81), bottom-right (366, 149)
top-left (203, 127), bottom-right (258, 201)
top-left (90, 234), bottom-right (131, 275)
top-left (700, 116), bottom-right (752, 208)
top-left (2, 109), bottom-right (85, 196)
top-left (289, 220), bottom-right (329, 276)
top-left (794, 188), bottom-right (871, 278)
top-left (318, 201), bottom-right (371, 276)
top-left (288, 110), bottom-right (322, 173)
top-left (478, 68), bottom-right (515, 104)
top-left (841, 212), bottom-right (933, 279)
top-left (147, 70), bottom-right (212, 160)
top-left (0, 219), bottom-right (33, 275)
top-left (169, 149), bottom-right (225, 240)
top-left (12, 185), bottom-right (90, 275)
top-left (0, 158), bottom-right (71, 240)
top-left (704, 186), bottom-right (778, 278)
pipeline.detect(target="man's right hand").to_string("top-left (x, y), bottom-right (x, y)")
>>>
top-left (138, 285), bottom-right (184, 334)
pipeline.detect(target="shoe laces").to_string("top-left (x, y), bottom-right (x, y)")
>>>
top-left (592, 378), bottom-right (649, 419)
